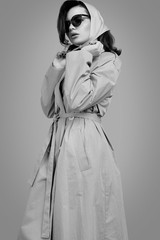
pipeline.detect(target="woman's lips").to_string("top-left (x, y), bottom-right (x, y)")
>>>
top-left (70, 33), bottom-right (79, 39)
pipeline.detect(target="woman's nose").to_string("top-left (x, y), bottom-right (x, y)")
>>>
top-left (69, 23), bottom-right (76, 31)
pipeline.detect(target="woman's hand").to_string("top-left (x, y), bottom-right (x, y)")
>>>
top-left (52, 51), bottom-right (66, 69)
top-left (82, 41), bottom-right (104, 57)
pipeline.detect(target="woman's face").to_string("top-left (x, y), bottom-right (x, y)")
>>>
top-left (66, 6), bottom-right (91, 46)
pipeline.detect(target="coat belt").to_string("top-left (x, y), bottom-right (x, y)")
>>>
top-left (39, 112), bottom-right (101, 239)
top-left (53, 111), bottom-right (102, 123)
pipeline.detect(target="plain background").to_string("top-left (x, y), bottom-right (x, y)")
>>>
top-left (0, 0), bottom-right (160, 239)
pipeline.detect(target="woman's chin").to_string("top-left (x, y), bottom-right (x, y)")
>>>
top-left (70, 40), bottom-right (81, 46)
top-left (69, 37), bottom-right (88, 46)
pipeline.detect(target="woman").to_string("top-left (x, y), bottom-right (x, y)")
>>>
top-left (17, 1), bottom-right (128, 240)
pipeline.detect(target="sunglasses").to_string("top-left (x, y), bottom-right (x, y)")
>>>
top-left (65, 14), bottom-right (90, 32)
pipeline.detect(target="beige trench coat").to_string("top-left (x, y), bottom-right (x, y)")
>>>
top-left (17, 49), bottom-right (128, 240)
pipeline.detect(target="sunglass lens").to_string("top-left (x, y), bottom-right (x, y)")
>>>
top-left (72, 16), bottom-right (82, 27)
top-left (65, 14), bottom-right (89, 32)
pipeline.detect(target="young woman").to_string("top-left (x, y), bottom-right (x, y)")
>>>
top-left (18, 1), bottom-right (128, 240)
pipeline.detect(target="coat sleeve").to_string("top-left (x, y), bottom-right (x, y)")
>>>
top-left (63, 49), bottom-right (121, 112)
top-left (41, 63), bottom-right (64, 118)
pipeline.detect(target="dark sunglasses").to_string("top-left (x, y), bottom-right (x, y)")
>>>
top-left (65, 14), bottom-right (90, 32)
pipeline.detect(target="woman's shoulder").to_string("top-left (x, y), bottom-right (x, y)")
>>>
top-left (100, 51), bottom-right (120, 61)
top-left (98, 51), bottom-right (122, 71)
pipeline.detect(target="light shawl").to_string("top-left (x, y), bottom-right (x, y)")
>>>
top-left (84, 2), bottom-right (109, 42)
top-left (66, 2), bottom-right (109, 49)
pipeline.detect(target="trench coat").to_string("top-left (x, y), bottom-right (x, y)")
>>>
top-left (17, 49), bottom-right (128, 240)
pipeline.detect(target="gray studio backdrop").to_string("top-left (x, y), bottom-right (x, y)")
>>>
top-left (0, 0), bottom-right (160, 240)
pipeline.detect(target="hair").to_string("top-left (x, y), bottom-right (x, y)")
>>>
top-left (57, 0), bottom-right (122, 56)
top-left (97, 31), bottom-right (122, 56)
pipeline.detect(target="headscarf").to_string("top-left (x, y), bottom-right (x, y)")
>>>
top-left (64, 1), bottom-right (109, 53)
top-left (84, 2), bottom-right (109, 42)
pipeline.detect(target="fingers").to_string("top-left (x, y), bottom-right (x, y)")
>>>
top-left (83, 41), bottom-right (104, 57)
top-left (94, 41), bottom-right (104, 53)
top-left (89, 40), bottom-right (97, 45)
top-left (56, 51), bottom-right (66, 59)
